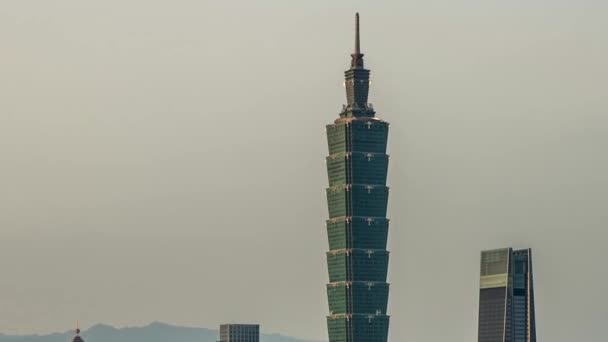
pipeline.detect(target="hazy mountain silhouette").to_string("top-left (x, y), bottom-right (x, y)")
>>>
top-left (0, 323), bottom-right (323, 342)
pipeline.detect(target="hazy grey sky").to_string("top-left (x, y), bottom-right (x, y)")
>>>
top-left (1, 1), bottom-right (607, 341)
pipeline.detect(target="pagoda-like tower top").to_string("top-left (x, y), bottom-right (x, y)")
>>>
top-left (342, 13), bottom-right (374, 119)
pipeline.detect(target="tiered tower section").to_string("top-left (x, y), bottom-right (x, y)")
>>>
top-left (325, 13), bottom-right (390, 342)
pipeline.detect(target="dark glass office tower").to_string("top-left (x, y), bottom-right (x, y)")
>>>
top-left (478, 248), bottom-right (537, 342)
top-left (219, 324), bottom-right (259, 342)
top-left (324, 13), bottom-right (390, 342)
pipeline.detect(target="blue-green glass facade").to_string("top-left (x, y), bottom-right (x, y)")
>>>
top-left (478, 248), bottom-right (537, 342)
top-left (324, 13), bottom-right (390, 342)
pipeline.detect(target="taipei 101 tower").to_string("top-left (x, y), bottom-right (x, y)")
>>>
top-left (324, 13), bottom-right (390, 342)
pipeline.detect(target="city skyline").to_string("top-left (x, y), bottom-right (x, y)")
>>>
top-left (2, 2), bottom-right (607, 341)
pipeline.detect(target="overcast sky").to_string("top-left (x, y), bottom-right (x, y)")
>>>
top-left (1, 1), bottom-right (607, 341)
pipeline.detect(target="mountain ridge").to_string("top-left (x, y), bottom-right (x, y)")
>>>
top-left (0, 323), bottom-right (324, 342)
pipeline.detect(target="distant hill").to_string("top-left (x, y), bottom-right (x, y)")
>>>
top-left (0, 323), bottom-right (324, 342)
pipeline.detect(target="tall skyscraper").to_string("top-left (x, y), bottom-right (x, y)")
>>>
top-left (71, 324), bottom-right (85, 342)
top-left (324, 13), bottom-right (390, 342)
top-left (478, 248), bottom-right (537, 342)
top-left (219, 324), bottom-right (259, 342)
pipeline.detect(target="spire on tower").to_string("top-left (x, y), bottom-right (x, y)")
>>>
top-left (343, 12), bottom-right (371, 114)
top-left (72, 321), bottom-right (85, 342)
top-left (350, 12), bottom-right (364, 69)
top-left (354, 12), bottom-right (360, 55)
